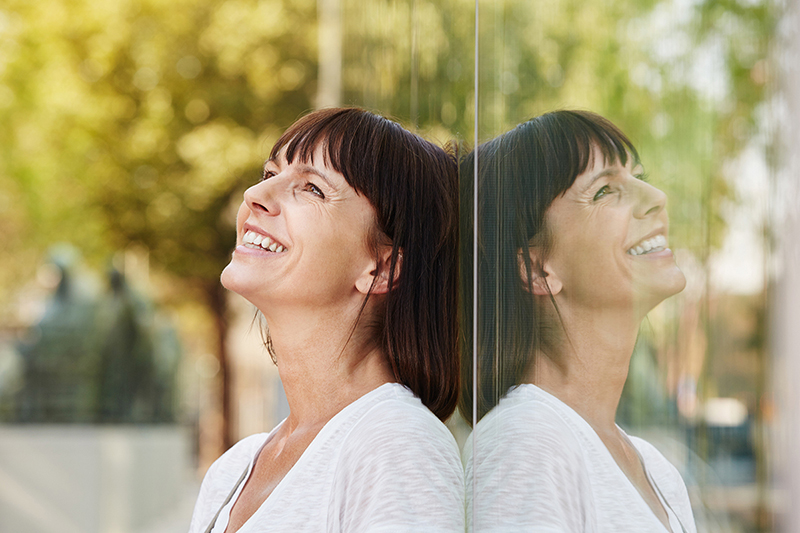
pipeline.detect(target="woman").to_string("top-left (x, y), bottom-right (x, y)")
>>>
top-left (189, 108), bottom-right (464, 532)
top-left (461, 110), bottom-right (696, 532)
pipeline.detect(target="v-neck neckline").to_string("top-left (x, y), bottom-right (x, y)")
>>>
top-left (212, 421), bottom-right (286, 533)
top-left (215, 383), bottom-right (397, 533)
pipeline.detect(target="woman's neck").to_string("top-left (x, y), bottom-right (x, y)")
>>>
top-left (263, 304), bottom-right (395, 430)
top-left (528, 303), bottom-right (640, 433)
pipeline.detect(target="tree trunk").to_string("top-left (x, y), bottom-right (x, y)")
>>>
top-left (206, 283), bottom-right (233, 450)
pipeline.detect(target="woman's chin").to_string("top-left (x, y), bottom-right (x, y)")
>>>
top-left (220, 262), bottom-right (249, 296)
top-left (633, 267), bottom-right (687, 315)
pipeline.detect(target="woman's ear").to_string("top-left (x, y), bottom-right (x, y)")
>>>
top-left (518, 247), bottom-right (562, 296)
top-left (355, 247), bottom-right (401, 295)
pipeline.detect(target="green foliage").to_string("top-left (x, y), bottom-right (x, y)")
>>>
top-left (0, 0), bottom-right (318, 310)
top-left (339, 0), bottom-right (475, 138)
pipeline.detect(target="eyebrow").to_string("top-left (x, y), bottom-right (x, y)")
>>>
top-left (263, 159), bottom-right (336, 189)
top-left (296, 164), bottom-right (335, 189)
top-left (584, 168), bottom-right (620, 190)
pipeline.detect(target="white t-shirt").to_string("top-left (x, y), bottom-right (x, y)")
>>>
top-left (189, 383), bottom-right (465, 533)
top-left (463, 384), bottom-right (697, 533)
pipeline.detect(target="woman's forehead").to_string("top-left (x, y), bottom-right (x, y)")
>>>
top-left (268, 142), bottom-right (328, 169)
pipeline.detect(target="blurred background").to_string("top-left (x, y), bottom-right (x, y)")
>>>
top-left (0, 0), bottom-right (794, 531)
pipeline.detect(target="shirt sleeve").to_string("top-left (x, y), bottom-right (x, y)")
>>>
top-left (328, 401), bottom-right (465, 533)
top-left (468, 404), bottom-right (595, 532)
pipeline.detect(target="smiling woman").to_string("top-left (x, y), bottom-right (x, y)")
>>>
top-left (189, 108), bottom-right (463, 533)
top-left (461, 110), bottom-right (696, 532)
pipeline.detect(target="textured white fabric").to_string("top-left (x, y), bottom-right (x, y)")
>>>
top-left (463, 384), bottom-right (697, 533)
top-left (188, 383), bottom-right (465, 533)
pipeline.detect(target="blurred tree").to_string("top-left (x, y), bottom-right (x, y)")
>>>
top-left (0, 0), bottom-right (472, 448)
top-left (0, 0), bottom-right (320, 447)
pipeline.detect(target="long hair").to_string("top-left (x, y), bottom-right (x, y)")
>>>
top-left (458, 110), bottom-right (639, 425)
top-left (269, 107), bottom-right (459, 421)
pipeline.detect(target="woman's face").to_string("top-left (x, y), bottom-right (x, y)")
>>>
top-left (541, 147), bottom-right (686, 315)
top-left (221, 144), bottom-right (379, 313)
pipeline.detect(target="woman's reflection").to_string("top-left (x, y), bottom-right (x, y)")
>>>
top-left (461, 111), bottom-right (697, 532)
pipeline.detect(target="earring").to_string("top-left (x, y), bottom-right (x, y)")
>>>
top-left (259, 315), bottom-right (278, 365)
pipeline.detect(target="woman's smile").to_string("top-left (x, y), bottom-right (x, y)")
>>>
top-left (542, 148), bottom-right (685, 313)
top-left (239, 227), bottom-right (288, 254)
top-left (626, 233), bottom-right (667, 256)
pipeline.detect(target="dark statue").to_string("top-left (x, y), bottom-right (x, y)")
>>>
top-left (6, 247), bottom-right (180, 423)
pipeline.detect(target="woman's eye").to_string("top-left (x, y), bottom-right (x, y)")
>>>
top-left (593, 185), bottom-right (611, 201)
top-left (635, 172), bottom-right (649, 182)
top-left (306, 182), bottom-right (325, 198)
top-left (261, 169), bottom-right (277, 182)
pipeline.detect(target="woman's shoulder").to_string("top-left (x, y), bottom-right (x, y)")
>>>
top-left (466, 384), bottom-right (591, 497)
top-left (329, 383), bottom-right (465, 532)
top-left (343, 382), bottom-right (458, 451)
top-left (333, 382), bottom-right (462, 494)
top-left (466, 386), bottom-right (597, 531)
top-left (472, 384), bottom-right (588, 456)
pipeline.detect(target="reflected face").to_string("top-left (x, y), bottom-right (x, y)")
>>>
top-left (221, 144), bottom-right (378, 312)
top-left (543, 148), bottom-right (686, 315)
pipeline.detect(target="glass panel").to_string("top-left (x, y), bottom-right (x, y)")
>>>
top-left (466, 0), bottom-right (779, 530)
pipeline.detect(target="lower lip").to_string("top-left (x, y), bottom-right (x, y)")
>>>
top-left (629, 248), bottom-right (674, 260)
top-left (233, 244), bottom-right (283, 257)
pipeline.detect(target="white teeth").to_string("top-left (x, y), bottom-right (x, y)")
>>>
top-left (628, 234), bottom-right (667, 256)
top-left (241, 230), bottom-right (287, 252)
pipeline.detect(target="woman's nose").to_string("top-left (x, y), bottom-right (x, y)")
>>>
top-left (633, 180), bottom-right (667, 218)
top-left (243, 179), bottom-right (282, 216)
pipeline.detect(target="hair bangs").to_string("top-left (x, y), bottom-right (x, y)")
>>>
top-left (566, 111), bottom-right (640, 180)
top-left (269, 108), bottom-right (392, 198)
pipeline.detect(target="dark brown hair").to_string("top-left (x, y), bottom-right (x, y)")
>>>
top-left (458, 110), bottom-right (639, 424)
top-left (269, 107), bottom-right (460, 421)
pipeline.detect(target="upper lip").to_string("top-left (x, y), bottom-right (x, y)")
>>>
top-left (241, 223), bottom-right (288, 250)
top-left (626, 228), bottom-right (667, 251)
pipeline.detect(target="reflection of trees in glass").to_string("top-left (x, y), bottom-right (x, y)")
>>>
top-left (476, 0), bottom-right (775, 252)
top-left (339, 0), bottom-right (474, 137)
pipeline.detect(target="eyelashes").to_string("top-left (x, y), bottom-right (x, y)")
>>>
top-left (305, 182), bottom-right (325, 199)
top-left (593, 185), bottom-right (611, 201)
top-left (593, 170), bottom-right (650, 201)
top-left (258, 169), bottom-right (325, 199)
